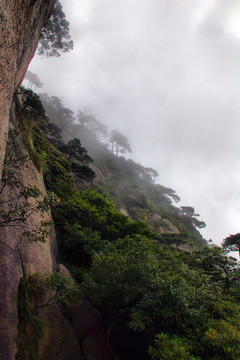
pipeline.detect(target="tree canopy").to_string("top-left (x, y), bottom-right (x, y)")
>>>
top-left (181, 206), bottom-right (206, 229)
top-left (222, 233), bottom-right (240, 257)
top-left (38, 0), bottom-right (73, 57)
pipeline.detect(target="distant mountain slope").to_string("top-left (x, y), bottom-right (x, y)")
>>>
top-left (40, 92), bottom-right (207, 250)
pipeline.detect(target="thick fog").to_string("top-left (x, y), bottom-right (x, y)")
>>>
top-left (28, 0), bottom-right (240, 245)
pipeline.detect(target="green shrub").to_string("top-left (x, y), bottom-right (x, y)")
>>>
top-left (148, 333), bottom-right (198, 360)
top-left (203, 319), bottom-right (240, 359)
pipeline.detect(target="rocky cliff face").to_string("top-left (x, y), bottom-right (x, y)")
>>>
top-left (0, 0), bottom-right (55, 178)
top-left (147, 213), bottom-right (180, 234)
top-left (0, 1), bottom-right (55, 358)
top-left (0, 100), bottom-right (57, 360)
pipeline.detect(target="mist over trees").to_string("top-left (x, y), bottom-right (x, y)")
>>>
top-left (110, 129), bottom-right (132, 156)
top-left (24, 71), bottom-right (43, 91)
top-left (39, 93), bottom-right (75, 129)
top-left (37, 91), bottom-right (208, 233)
top-left (77, 110), bottom-right (109, 142)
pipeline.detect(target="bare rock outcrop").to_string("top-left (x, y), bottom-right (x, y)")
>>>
top-left (65, 298), bottom-right (113, 360)
top-left (148, 213), bottom-right (180, 234)
top-left (90, 163), bottom-right (113, 182)
top-left (37, 297), bottom-right (113, 360)
top-left (119, 208), bottom-right (130, 217)
top-left (0, 0), bottom-right (55, 178)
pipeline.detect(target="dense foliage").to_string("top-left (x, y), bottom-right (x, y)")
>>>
top-left (78, 236), bottom-right (240, 359)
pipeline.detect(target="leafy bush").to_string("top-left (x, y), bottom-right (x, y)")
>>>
top-left (148, 333), bottom-right (198, 360)
top-left (79, 237), bottom-right (224, 357)
top-left (53, 189), bottom-right (153, 268)
top-left (204, 319), bottom-right (240, 359)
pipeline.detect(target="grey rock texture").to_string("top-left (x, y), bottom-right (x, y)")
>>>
top-left (0, 101), bottom-right (55, 360)
top-left (0, 0), bottom-right (55, 178)
top-left (0, 2), bottom-right (55, 355)
top-left (148, 213), bottom-right (180, 234)
top-left (37, 297), bottom-right (113, 360)
top-left (65, 298), bottom-right (113, 360)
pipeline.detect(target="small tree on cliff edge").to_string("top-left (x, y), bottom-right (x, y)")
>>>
top-left (110, 130), bottom-right (132, 156)
top-left (38, 0), bottom-right (73, 57)
top-left (180, 206), bottom-right (206, 229)
top-left (222, 233), bottom-right (240, 257)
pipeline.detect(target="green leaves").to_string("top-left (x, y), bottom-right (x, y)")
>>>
top-left (77, 232), bottom-right (240, 359)
top-left (148, 333), bottom-right (199, 360)
top-left (204, 318), bottom-right (240, 359)
top-left (44, 137), bottom-right (240, 359)
top-left (80, 236), bottom-right (155, 317)
top-left (190, 247), bottom-right (239, 296)
top-left (80, 237), bottom-right (215, 337)
top-left (53, 189), bottom-right (153, 268)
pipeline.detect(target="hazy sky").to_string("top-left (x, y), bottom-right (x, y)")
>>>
top-left (28, 0), bottom-right (240, 245)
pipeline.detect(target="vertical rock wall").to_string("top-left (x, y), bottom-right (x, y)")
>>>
top-left (0, 1), bottom-right (55, 357)
top-left (0, 101), bottom-right (56, 360)
top-left (0, 0), bottom-right (55, 178)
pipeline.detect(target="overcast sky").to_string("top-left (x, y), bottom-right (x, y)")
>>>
top-left (28, 0), bottom-right (240, 245)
